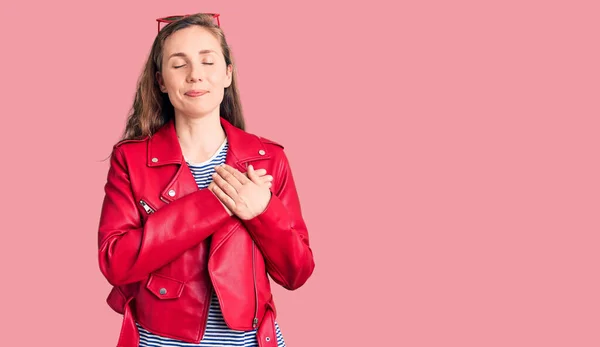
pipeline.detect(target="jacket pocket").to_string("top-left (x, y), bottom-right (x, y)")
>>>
top-left (146, 273), bottom-right (185, 300)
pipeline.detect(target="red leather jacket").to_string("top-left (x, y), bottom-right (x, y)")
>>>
top-left (97, 117), bottom-right (315, 347)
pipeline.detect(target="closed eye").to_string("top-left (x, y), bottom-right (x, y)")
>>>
top-left (174, 63), bottom-right (212, 68)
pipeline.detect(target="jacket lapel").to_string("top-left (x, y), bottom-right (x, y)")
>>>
top-left (146, 117), bottom-right (272, 203)
top-left (146, 117), bottom-right (275, 261)
top-left (219, 117), bottom-right (273, 169)
top-left (147, 119), bottom-right (198, 203)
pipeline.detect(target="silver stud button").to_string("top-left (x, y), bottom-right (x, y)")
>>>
top-left (258, 150), bottom-right (266, 155)
top-left (152, 157), bottom-right (158, 163)
top-left (168, 189), bottom-right (176, 197)
top-left (265, 337), bottom-right (271, 342)
top-left (159, 288), bottom-right (167, 295)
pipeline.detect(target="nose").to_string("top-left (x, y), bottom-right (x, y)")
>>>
top-left (186, 62), bottom-right (204, 83)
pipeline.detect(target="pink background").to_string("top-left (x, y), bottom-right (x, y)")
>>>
top-left (1, 0), bottom-right (599, 346)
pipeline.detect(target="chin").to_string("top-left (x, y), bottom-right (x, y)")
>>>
top-left (183, 106), bottom-right (219, 118)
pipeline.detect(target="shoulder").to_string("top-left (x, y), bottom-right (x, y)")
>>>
top-left (257, 135), bottom-right (284, 150)
top-left (241, 131), bottom-right (289, 166)
top-left (236, 123), bottom-right (285, 150)
top-left (253, 134), bottom-right (288, 164)
top-left (109, 137), bottom-right (150, 167)
top-left (112, 136), bottom-right (149, 153)
top-left (252, 134), bottom-right (294, 172)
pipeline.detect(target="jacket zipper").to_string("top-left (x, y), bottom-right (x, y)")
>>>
top-left (139, 200), bottom-right (155, 214)
top-left (252, 241), bottom-right (259, 329)
top-left (243, 161), bottom-right (259, 330)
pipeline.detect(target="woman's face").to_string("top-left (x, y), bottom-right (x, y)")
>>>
top-left (157, 26), bottom-right (232, 118)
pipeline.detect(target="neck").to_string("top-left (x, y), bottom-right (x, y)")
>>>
top-left (174, 112), bottom-right (226, 163)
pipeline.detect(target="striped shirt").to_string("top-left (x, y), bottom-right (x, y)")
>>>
top-left (137, 137), bottom-right (286, 347)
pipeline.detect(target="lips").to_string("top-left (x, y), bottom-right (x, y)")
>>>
top-left (185, 90), bottom-right (208, 97)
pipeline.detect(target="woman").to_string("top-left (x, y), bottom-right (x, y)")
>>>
top-left (97, 13), bottom-right (315, 347)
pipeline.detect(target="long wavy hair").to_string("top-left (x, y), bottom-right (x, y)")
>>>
top-left (120, 13), bottom-right (245, 142)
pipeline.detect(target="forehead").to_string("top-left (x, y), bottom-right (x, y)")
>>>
top-left (163, 26), bottom-right (222, 56)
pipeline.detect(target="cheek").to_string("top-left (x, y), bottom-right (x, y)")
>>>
top-left (207, 71), bottom-right (229, 86)
top-left (163, 71), bottom-right (183, 87)
top-left (212, 88), bottom-right (226, 105)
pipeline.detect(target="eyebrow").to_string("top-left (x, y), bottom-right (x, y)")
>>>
top-left (168, 49), bottom-right (217, 59)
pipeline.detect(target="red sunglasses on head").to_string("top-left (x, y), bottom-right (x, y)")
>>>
top-left (156, 13), bottom-right (221, 33)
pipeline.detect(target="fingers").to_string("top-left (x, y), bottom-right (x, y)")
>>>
top-left (214, 165), bottom-right (245, 191)
top-left (253, 168), bottom-right (267, 177)
top-left (261, 176), bottom-right (273, 184)
top-left (259, 174), bottom-right (273, 187)
top-left (209, 180), bottom-right (236, 211)
top-left (212, 169), bottom-right (242, 195)
top-left (248, 165), bottom-right (273, 186)
top-left (215, 164), bottom-right (272, 190)
top-left (247, 164), bottom-right (258, 182)
top-left (217, 165), bottom-right (251, 186)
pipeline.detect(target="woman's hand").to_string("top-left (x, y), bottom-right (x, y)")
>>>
top-left (208, 166), bottom-right (272, 216)
top-left (209, 164), bottom-right (273, 220)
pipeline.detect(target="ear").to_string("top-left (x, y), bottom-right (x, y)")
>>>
top-left (224, 64), bottom-right (233, 88)
top-left (155, 71), bottom-right (167, 93)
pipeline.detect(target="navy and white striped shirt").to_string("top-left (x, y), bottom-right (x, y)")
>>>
top-left (137, 138), bottom-right (286, 347)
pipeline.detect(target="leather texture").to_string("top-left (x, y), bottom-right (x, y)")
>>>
top-left (98, 117), bottom-right (315, 346)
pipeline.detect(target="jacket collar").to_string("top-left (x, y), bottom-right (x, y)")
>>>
top-left (147, 117), bottom-right (271, 169)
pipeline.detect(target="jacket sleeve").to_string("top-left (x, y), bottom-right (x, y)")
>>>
top-left (98, 146), bottom-right (231, 286)
top-left (242, 150), bottom-right (315, 290)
